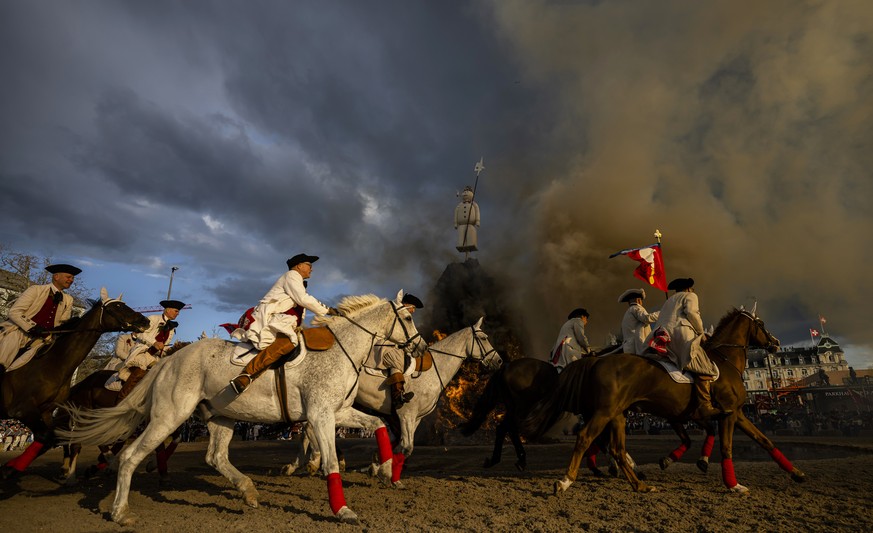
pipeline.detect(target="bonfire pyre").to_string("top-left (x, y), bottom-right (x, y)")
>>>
top-left (414, 259), bottom-right (526, 445)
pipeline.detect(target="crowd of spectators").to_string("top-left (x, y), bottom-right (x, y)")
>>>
top-left (1, 420), bottom-right (32, 451)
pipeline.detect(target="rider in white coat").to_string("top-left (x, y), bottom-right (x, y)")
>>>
top-left (644, 278), bottom-right (730, 419)
top-left (230, 253), bottom-right (338, 394)
top-left (0, 264), bottom-right (80, 374)
top-left (619, 288), bottom-right (659, 355)
top-left (550, 308), bottom-right (590, 372)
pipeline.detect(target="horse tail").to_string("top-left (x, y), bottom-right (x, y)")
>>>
top-left (518, 357), bottom-right (597, 439)
top-left (459, 364), bottom-right (505, 437)
top-left (55, 366), bottom-right (161, 447)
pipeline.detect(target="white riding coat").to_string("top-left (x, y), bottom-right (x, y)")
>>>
top-left (116, 314), bottom-right (176, 379)
top-left (245, 270), bottom-right (330, 350)
top-left (621, 303), bottom-right (659, 355)
top-left (550, 318), bottom-right (590, 370)
top-left (0, 284), bottom-right (73, 368)
top-left (644, 291), bottom-right (717, 376)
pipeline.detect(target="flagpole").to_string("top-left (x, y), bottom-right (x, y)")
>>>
top-left (819, 314), bottom-right (826, 337)
top-left (810, 329), bottom-right (816, 348)
top-left (654, 229), bottom-right (667, 300)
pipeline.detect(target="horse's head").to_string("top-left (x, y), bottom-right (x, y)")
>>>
top-left (709, 308), bottom-right (780, 355)
top-left (93, 287), bottom-right (150, 333)
top-left (386, 290), bottom-right (427, 357)
top-left (743, 310), bottom-right (780, 353)
top-left (467, 316), bottom-right (502, 370)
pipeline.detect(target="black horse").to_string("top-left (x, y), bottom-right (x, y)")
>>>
top-left (460, 357), bottom-right (613, 474)
top-left (1, 288), bottom-right (148, 479)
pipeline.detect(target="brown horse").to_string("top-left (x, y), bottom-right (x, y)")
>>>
top-left (462, 356), bottom-right (704, 478)
top-left (0, 289), bottom-right (148, 479)
top-left (55, 342), bottom-right (191, 483)
top-left (522, 308), bottom-right (805, 494)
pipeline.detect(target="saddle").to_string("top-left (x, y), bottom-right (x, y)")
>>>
top-left (301, 326), bottom-right (334, 351)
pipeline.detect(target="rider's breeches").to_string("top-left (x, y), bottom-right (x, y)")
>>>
top-left (243, 332), bottom-right (296, 378)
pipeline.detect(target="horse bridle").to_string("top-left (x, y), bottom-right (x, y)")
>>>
top-left (330, 300), bottom-right (425, 371)
top-left (38, 299), bottom-right (141, 336)
top-left (707, 311), bottom-right (779, 376)
top-left (426, 326), bottom-right (497, 392)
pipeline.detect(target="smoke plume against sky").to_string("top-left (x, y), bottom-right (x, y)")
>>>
top-left (1, 1), bottom-right (872, 366)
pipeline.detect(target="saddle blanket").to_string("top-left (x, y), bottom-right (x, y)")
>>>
top-left (641, 353), bottom-right (720, 384)
top-left (229, 341), bottom-right (308, 370)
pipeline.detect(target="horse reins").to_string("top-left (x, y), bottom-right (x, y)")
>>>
top-left (707, 312), bottom-right (776, 377)
top-left (327, 301), bottom-right (424, 401)
top-left (425, 326), bottom-right (496, 392)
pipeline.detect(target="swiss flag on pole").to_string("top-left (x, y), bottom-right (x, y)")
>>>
top-left (609, 243), bottom-right (668, 292)
top-left (810, 328), bottom-right (820, 337)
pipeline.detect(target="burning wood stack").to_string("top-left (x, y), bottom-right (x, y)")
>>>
top-left (415, 258), bottom-right (526, 445)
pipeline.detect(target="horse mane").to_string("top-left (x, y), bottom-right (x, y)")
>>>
top-left (705, 307), bottom-right (745, 346)
top-left (311, 294), bottom-right (384, 326)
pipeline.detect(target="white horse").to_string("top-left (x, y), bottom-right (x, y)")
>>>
top-left (285, 317), bottom-right (502, 484)
top-left (58, 291), bottom-right (426, 526)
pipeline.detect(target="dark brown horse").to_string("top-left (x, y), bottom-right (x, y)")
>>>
top-left (522, 309), bottom-right (805, 494)
top-left (0, 289), bottom-right (148, 479)
top-left (462, 356), bottom-right (705, 477)
top-left (55, 342), bottom-right (191, 483)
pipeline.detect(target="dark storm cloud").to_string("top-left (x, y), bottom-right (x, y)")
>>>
top-left (2, 0), bottom-right (871, 365)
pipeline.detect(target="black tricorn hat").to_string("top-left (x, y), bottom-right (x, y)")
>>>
top-left (160, 300), bottom-right (186, 310)
top-left (401, 293), bottom-right (424, 309)
top-left (45, 264), bottom-right (82, 276)
top-left (567, 308), bottom-right (589, 320)
top-left (667, 277), bottom-right (695, 291)
top-left (286, 253), bottom-right (319, 270)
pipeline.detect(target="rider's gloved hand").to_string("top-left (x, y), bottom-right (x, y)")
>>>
top-left (28, 325), bottom-right (49, 338)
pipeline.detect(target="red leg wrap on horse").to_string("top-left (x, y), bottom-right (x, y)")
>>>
top-left (327, 472), bottom-right (347, 514)
top-left (391, 452), bottom-right (405, 483)
top-left (669, 443), bottom-right (689, 462)
top-left (701, 435), bottom-right (715, 457)
top-left (769, 448), bottom-right (794, 472)
top-left (6, 441), bottom-right (45, 472)
top-left (721, 458), bottom-right (737, 488)
top-left (584, 443), bottom-right (599, 469)
top-left (374, 427), bottom-right (392, 464)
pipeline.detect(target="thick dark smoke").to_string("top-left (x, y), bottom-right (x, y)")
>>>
top-left (480, 1), bottom-right (873, 362)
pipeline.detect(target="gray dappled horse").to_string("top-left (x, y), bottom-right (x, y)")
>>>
top-left (59, 291), bottom-right (426, 526)
top-left (285, 317), bottom-right (502, 484)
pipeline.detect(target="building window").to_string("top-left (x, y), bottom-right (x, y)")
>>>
top-left (787, 370), bottom-right (794, 377)
top-left (799, 356), bottom-right (805, 364)
top-left (755, 371), bottom-right (761, 378)
top-left (801, 369), bottom-right (807, 376)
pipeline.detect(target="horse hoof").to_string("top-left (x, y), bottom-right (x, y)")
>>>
top-left (608, 465), bottom-right (619, 477)
top-left (659, 457), bottom-right (672, 470)
top-left (553, 477), bottom-right (572, 495)
top-left (392, 480), bottom-right (405, 490)
top-left (729, 483), bottom-right (749, 493)
top-left (589, 468), bottom-right (606, 478)
top-left (483, 458), bottom-right (495, 469)
top-left (336, 506), bottom-right (359, 524)
top-left (640, 485), bottom-right (657, 493)
top-left (113, 511), bottom-right (138, 527)
top-left (280, 463), bottom-right (298, 476)
top-left (697, 458), bottom-right (710, 473)
top-left (791, 471), bottom-right (806, 483)
top-left (338, 458), bottom-right (346, 473)
top-left (0, 466), bottom-right (21, 480)
top-left (515, 460), bottom-right (526, 472)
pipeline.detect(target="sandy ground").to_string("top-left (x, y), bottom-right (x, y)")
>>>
top-left (1, 434), bottom-right (871, 532)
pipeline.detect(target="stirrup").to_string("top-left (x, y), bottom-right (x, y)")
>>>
top-left (230, 374), bottom-right (252, 395)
